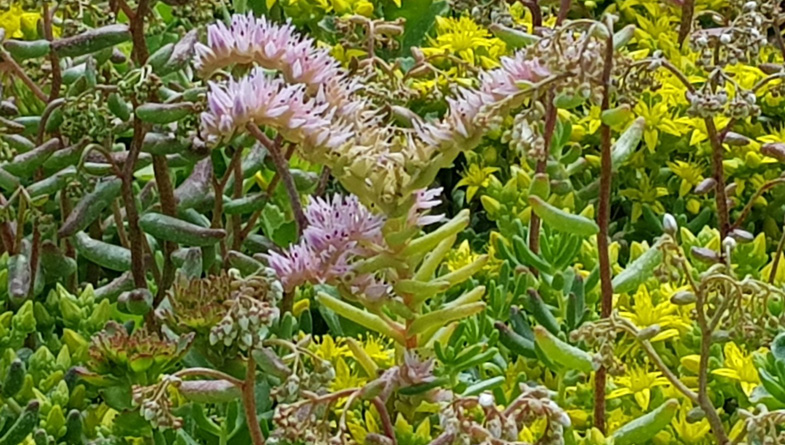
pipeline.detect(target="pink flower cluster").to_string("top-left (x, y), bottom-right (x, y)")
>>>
top-left (264, 194), bottom-right (385, 293)
top-left (265, 190), bottom-right (444, 295)
top-left (196, 13), bottom-right (340, 87)
top-left (201, 68), bottom-right (353, 147)
top-left (415, 53), bottom-right (550, 150)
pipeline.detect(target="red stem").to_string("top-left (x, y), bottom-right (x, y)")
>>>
top-left (593, 20), bottom-right (615, 435)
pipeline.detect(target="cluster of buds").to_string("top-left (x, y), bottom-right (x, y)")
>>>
top-left (690, 2), bottom-right (769, 69)
top-left (619, 58), bottom-right (660, 105)
top-left (61, 91), bottom-right (112, 142)
top-left (686, 87), bottom-right (728, 118)
top-left (271, 357), bottom-right (336, 403)
top-left (163, 268), bottom-right (282, 353)
top-left (739, 406), bottom-right (785, 444)
top-left (448, 0), bottom-right (513, 26)
top-left (132, 376), bottom-right (183, 430)
top-left (334, 16), bottom-right (405, 57)
top-left (439, 385), bottom-right (570, 445)
top-left (571, 319), bottom-right (626, 376)
top-left (526, 21), bottom-right (626, 106)
top-left (208, 270), bottom-right (282, 351)
top-left (269, 399), bottom-right (332, 444)
top-left (503, 104), bottom-right (546, 160)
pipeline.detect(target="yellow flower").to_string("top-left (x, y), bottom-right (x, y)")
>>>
top-left (347, 407), bottom-right (380, 443)
top-left (313, 334), bottom-right (350, 364)
top-left (577, 105), bottom-right (603, 136)
top-left (672, 402), bottom-right (711, 444)
top-left (635, 100), bottom-right (690, 152)
top-left (422, 16), bottom-right (506, 69)
top-left (608, 365), bottom-right (670, 410)
top-left (455, 162), bottom-right (499, 201)
top-left (619, 171), bottom-right (668, 222)
top-left (0, 3), bottom-right (44, 40)
top-left (359, 334), bottom-right (393, 368)
top-left (331, 356), bottom-right (366, 392)
top-left (712, 342), bottom-right (762, 397)
top-left (446, 240), bottom-right (479, 272)
top-left (667, 160), bottom-right (704, 197)
top-left (688, 116), bottom-right (731, 146)
top-left (331, 0), bottom-right (373, 17)
top-left (619, 285), bottom-right (688, 341)
top-left (330, 43), bottom-right (366, 66)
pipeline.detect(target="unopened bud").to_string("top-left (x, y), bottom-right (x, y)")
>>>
top-left (723, 132), bottom-right (751, 146)
top-left (671, 291), bottom-right (697, 305)
top-left (694, 177), bottom-right (716, 195)
top-left (691, 247), bottom-right (721, 264)
top-left (761, 142), bottom-right (785, 163)
top-left (637, 324), bottom-right (661, 341)
top-left (662, 213), bottom-right (678, 235)
top-left (729, 229), bottom-right (754, 243)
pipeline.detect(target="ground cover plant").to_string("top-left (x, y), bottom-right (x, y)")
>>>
top-left (3, 0), bottom-right (785, 443)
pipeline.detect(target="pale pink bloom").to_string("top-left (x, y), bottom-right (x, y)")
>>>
top-left (409, 188), bottom-right (445, 227)
top-left (414, 51), bottom-right (549, 150)
top-left (201, 68), bottom-right (354, 148)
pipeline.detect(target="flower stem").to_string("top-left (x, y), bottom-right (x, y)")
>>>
top-left (242, 354), bottom-right (266, 445)
top-left (121, 0), bottom-right (152, 289)
top-left (594, 18), bottom-right (615, 435)
top-left (246, 124), bottom-right (307, 234)
top-left (705, 118), bottom-right (730, 241)
top-left (152, 155), bottom-right (177, 300)
top-left (696, 289), bottom-right (730, 444)
top-left (678, 0), bottom-right (695, 47)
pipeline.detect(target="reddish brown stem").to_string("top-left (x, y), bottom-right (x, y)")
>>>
top-left (528, 102), bottom-right (558, 255)
top-left (243, 353), bottom-right (266, 445)
top-left (246, 125), bottom-right (307, 234)
top-left (372, 398), bottom-right (397, 445)
top-left (43, 4), bottom-right (62, 102)
top-left (678, 0), bottom-right (695, 47)
top-left (122, 111), bottom-right (148, 288)
top-left (152, 155), bottom-right (177, 299)
top-left (593, 20), bottom-right (615, 435)
top-left (232, 149), bottom-right (244, 251)
top-left (121, 0), bottom-right (152, 289)
top-left (705, 119), bottom-right (730, 240)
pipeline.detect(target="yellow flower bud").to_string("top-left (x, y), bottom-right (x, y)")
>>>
top-left (686, 198), bottom-right (701, 214)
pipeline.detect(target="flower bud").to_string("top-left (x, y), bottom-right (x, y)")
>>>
top-left (723, 132), bottom-right (751, 146)
top-left (761, 142), bottom-right (785, 163)
top-left (662, 213), bottom-right (678, 235)
top-left (694, 177), bottom-right (716, 195)
top-left (636, 324), bottom-right (661, 341)
top-left (691, 247), bottom-right (721, 264)
top-left (729, 229), bottom-right (754, 243)
top-left (671, 291), bottom-right (697, 305)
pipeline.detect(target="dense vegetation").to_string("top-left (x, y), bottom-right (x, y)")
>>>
top-left (1, 0), bottom-right (785, 443)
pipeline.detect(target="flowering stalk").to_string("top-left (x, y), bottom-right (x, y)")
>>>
top-left (242, 353), bottom-right (265, 445)
top-left (119, 0), bottom-right (152, 288)
top-left (526, 0), bottom-right (571, 256)
top-left (594, 16), bottom-right (615, 435)
top-left (245, 123), bottom-right (307, 233)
